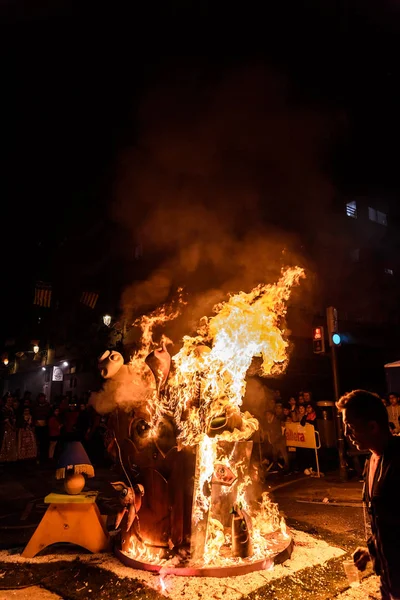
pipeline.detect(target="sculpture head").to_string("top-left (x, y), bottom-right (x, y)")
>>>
top-left (98, 350), bottom-right (124, 379)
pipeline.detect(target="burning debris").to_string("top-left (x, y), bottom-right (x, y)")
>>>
top-left (92, 267), bottom-right (304, 575)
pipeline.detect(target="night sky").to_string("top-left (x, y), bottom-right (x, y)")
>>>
top-left (2, 1), bottom-right (400, 344)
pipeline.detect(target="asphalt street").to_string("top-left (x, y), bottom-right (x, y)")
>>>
top-left (270, 476), bottom-right (366, 555)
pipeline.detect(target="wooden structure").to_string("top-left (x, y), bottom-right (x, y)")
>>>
top-left (22, 491), bottom-right (109, 558)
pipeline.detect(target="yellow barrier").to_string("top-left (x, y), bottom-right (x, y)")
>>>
top-left (285, 422), bottom-right (321, 477)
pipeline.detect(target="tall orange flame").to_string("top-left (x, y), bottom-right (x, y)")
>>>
top-left (170, 267), bottom-right (304, 447)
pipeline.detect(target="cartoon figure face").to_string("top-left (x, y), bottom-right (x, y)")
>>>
top-left (98, 350), bottom-right (124, 379)
top-left (212, 463), bottom-right (237, 486)
top-left (110, 481), bottom-right (145, 532)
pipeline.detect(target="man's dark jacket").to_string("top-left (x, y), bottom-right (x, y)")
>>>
top-left (364, 435), bottom-right (400, 595)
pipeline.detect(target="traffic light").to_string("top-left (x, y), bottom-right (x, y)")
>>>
top-left (327, 306), bottom-right (338, 347)
top-left (327, 307), bottom-right (342, 346)
top-left (312, 326), bottom-right (325, 354)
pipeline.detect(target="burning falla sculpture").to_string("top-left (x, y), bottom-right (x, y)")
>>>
top-left (94, 268), bottom-right (304, 576)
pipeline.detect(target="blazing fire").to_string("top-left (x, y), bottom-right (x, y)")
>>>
top-left (107, 267), bottom-right (304, 573)
top-left (171, 266), bottom-right (304, 447)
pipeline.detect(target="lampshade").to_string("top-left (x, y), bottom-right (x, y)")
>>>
top-left (56, 441), bottom-right (95, 480)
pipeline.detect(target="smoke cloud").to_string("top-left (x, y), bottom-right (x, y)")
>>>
top-left (113, 64), bottom-right (333, 337)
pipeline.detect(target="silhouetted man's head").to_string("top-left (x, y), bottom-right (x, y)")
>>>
top-left (337, 389), bottom-right (389, 452)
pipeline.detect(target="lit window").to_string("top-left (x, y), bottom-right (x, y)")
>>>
top-left (346, 201), bottom-right (357, 218)
top-left (385, 268), bottom-right (394, 276)
top-left (369, 207), bottom-right (387, 226)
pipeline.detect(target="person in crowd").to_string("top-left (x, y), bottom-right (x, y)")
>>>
top-left (58, 395), bottom-right (70, 415)
top-left (275, 403), bottom-right (285, 422)
top-left (21, 391), bottom-right (32, 410)
top-left (18, 392), bottom-right (32, 423)
top-left (301, 403), bottom-right (318, 428)
top-left (0, 395), bottom-right (17, 462)
top-left (298, 392), bottom-right (305, 406)
top-left (63, 401), bottom-right (79, 440)
top-left (48, 407), bottom-right (62, 459)
top-left (18, 407), bottom-right (37, 460)
top-left (297, 403), bottom-right (317, 475)
top-left (284, 414), bottom-right (299, 472)
top-left (386, 393), bottom-right (400, 434)
top-left (283, 405), bottom-right (291, 420)
top-left (12, 398), bottom-right (20, 419)
top-left (32, 393), bottom-right (51, 464)
top-left (303, 391), bottom-right (312, 404)
top-left (263, 409), bottom-right (289, 472)
top-left (88, 412), bottom-right (109, 464)
top-left (337, 389), bottom-right (400, 600)
top-left (298, 404), bottom-right (306, 420)
top-left (288, 397), bottom-right (298, 421)
top-left (76, 402), bottom-right (90, 444)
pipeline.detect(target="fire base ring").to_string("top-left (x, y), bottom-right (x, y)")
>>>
top-left (115, 530), bottom-right (294, 577)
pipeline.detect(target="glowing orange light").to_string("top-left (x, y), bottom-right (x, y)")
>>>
top-left (313, 327), bottom-right (322, 340)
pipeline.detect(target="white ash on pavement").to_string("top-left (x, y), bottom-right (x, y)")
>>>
top-left (0, 529), bottom-right (346, 600)
top-left (0, 587), bottom-right (63, 600)
top-left (334, 575), bottom-right (380, 599)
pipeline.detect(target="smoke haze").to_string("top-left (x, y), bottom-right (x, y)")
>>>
top-left (113, 65), bottom-right (334, 335)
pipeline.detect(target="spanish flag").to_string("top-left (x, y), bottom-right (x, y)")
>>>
top-left (34, 283), bottom-right (52, 308)
top-left (80, 291), bottom-right (99, 309)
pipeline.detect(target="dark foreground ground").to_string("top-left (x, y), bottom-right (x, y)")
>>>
top-left (0, 462), bottom-right (377, 600)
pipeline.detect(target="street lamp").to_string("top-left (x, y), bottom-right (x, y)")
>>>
top-left (33, 344), bottom-right (39, 354)
top-left (103, 314), bottom-right (112, 327)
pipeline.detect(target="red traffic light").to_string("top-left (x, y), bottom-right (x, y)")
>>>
top-left (313, 327), bottom-right (323, 340)
top-left (312, 326), bottom-right (325, 353)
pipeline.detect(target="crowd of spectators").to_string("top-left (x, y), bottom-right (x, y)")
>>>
top-left (0, 391), bottom-right (109, 466)
top-left (257, 389), bottom-right (319, 477)
top-left (257, 389), bottom-right (400, 479)
top-left (4, 385), bottom-right (398, 481)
